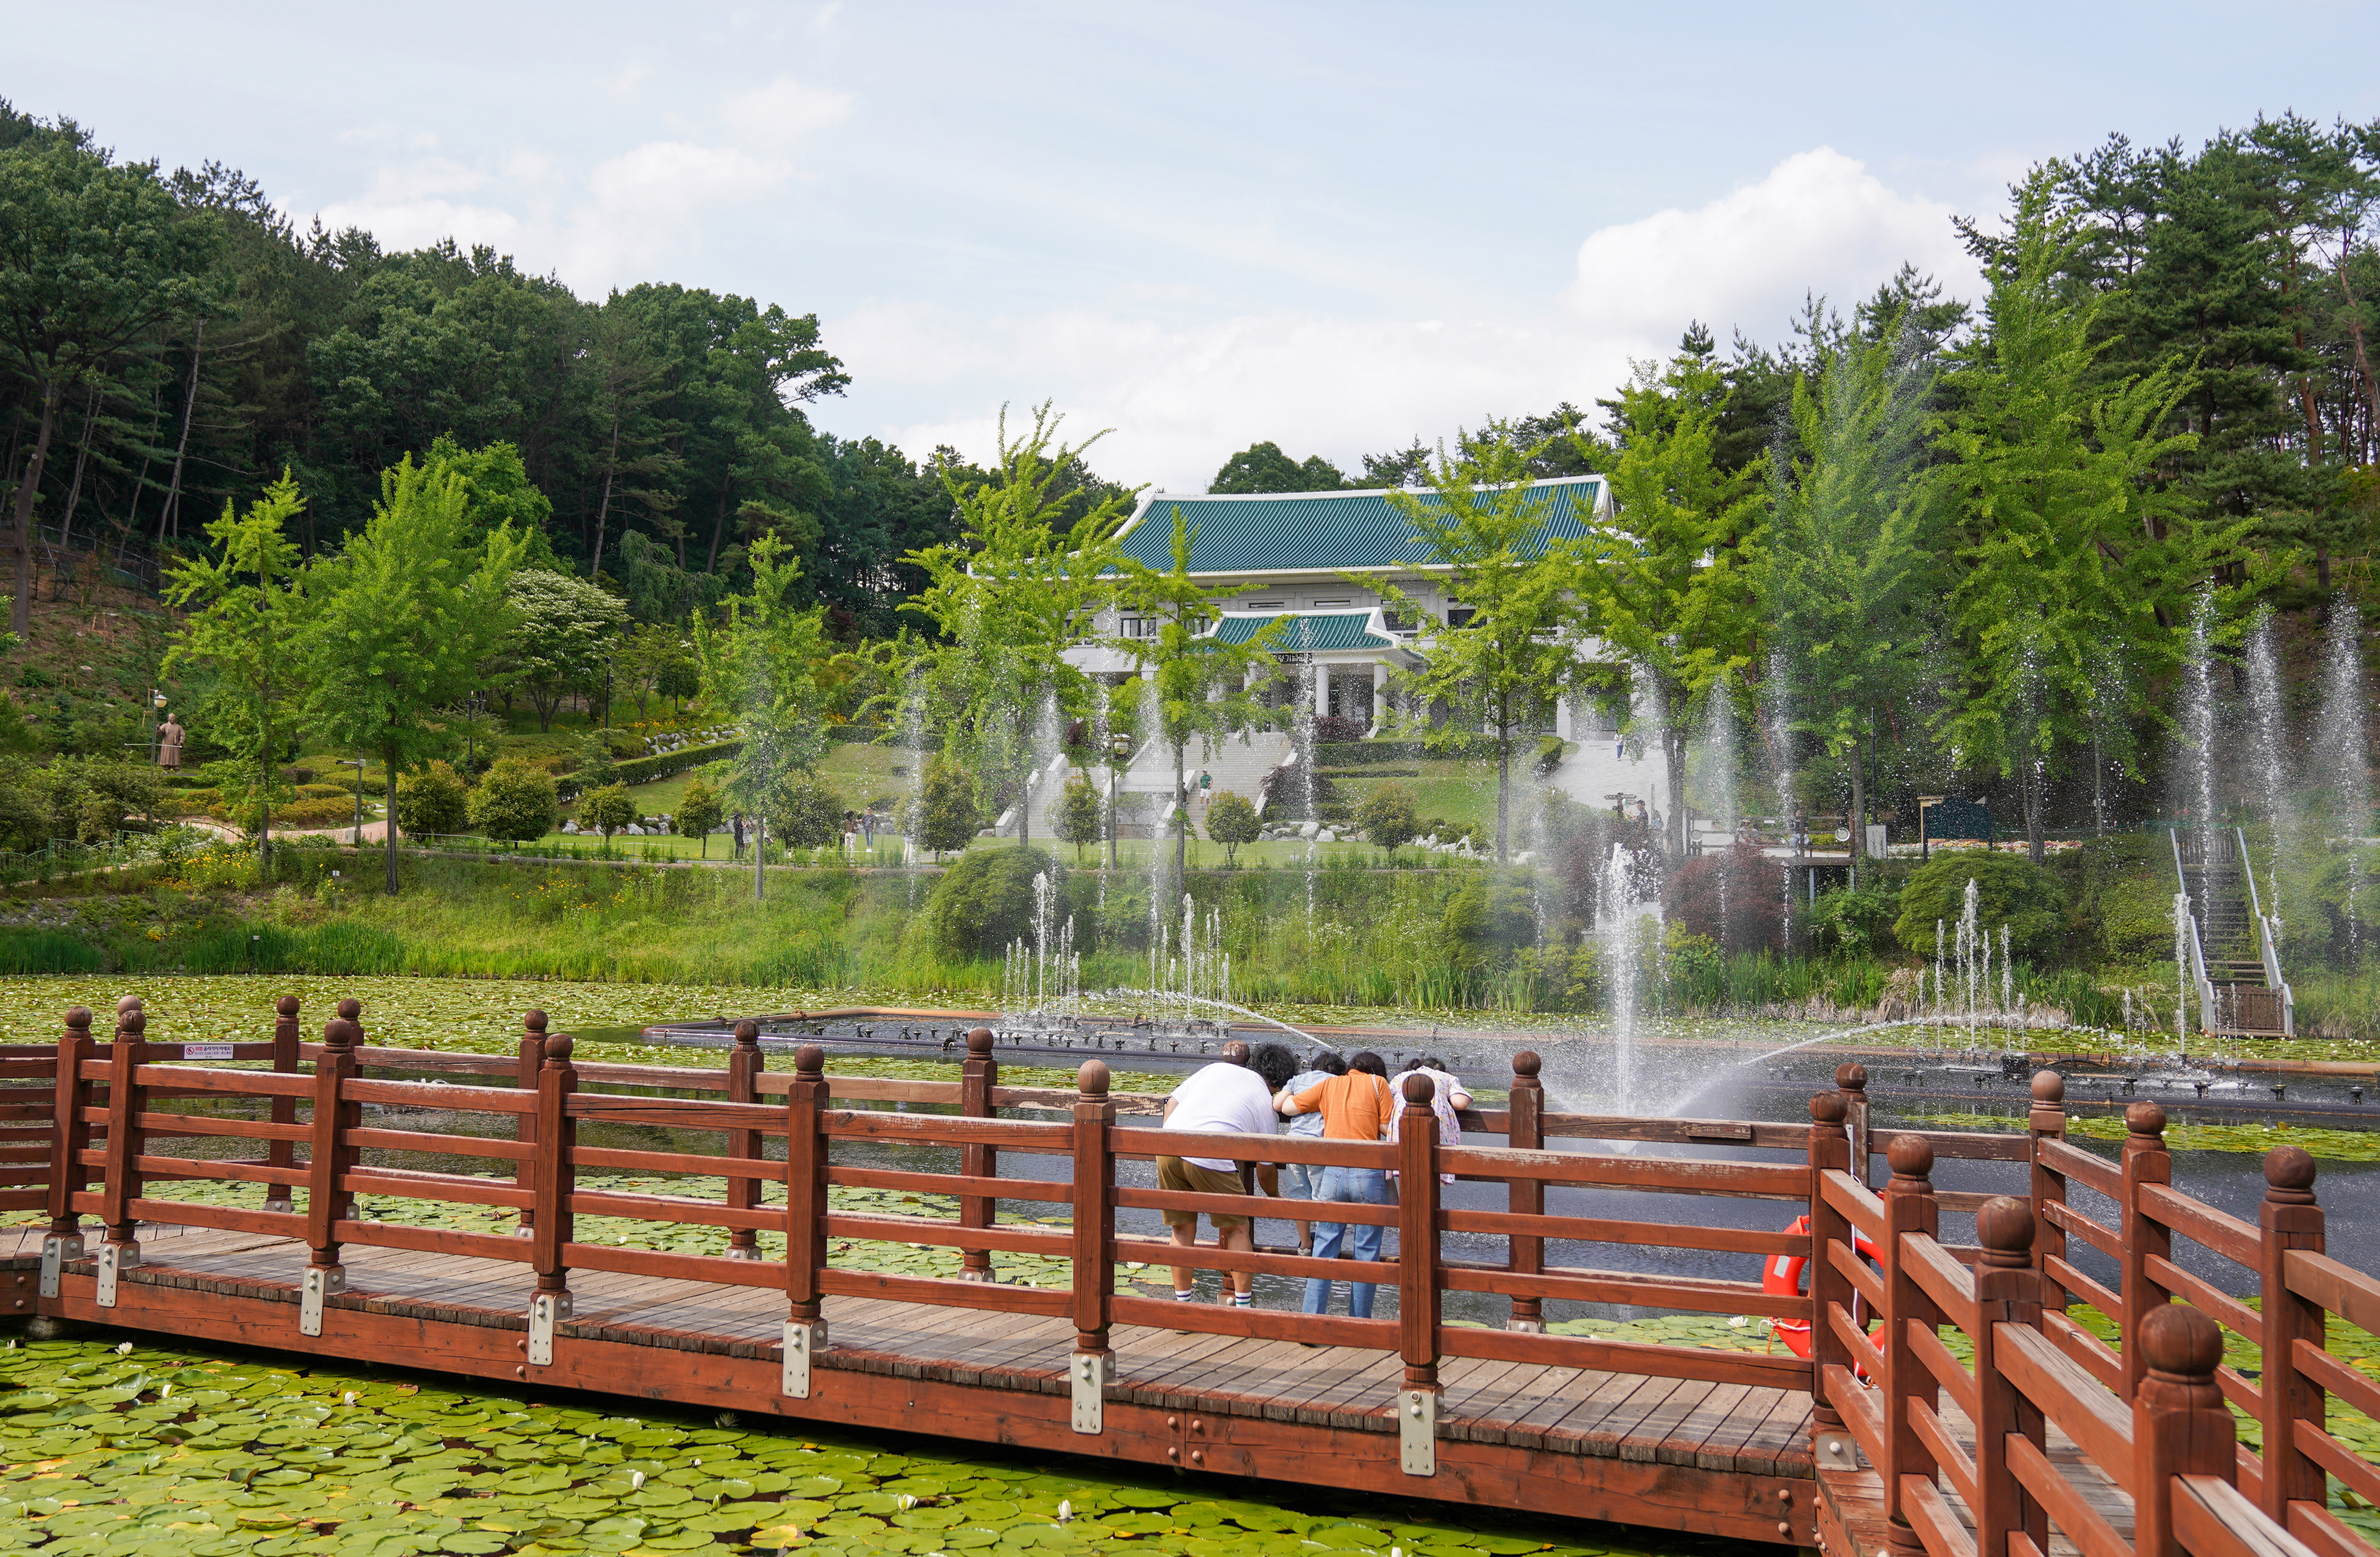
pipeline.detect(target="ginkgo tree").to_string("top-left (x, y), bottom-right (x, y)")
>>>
top-left (1115, 507), bottom-right (1284, 878)
top-left (1764, 320), bottom-right (1943, 884)
top-left (293, 456), bottom-right (525, 894)
top-left (1570, 369), bottom-right (1768, 865)
top-left (162, 472), bottom-right (306, 864)
top-left (1376, 425), bottom-right (1585, 863)
top-left (1938, 173), bottom-right (2273, 862)
top-left (694, 532), bottom-right (832, 899)
top-left (901, 404), bottom-right (1136, 849)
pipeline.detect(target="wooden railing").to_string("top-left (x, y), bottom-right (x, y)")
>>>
top-left (1808, 1069), bottom-right (2374, 1557)
top-left (26, 998), bottom-right (2369, 1557)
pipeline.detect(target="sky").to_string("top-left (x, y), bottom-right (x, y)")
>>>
top-left (11, 1), bottom-right (2380, 491)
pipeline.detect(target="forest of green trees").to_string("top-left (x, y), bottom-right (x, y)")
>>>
top-left (3, 99), bottom-right (2377, 870)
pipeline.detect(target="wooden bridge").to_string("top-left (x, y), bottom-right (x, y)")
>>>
top-left (0, 999), bottom-right (2370, 1557)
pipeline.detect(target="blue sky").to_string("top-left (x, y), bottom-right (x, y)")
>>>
top-left (12, 1), bottom-right (2379, 488)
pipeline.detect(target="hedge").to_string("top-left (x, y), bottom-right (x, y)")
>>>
top-left (560, 738), bottom-right (743, 796)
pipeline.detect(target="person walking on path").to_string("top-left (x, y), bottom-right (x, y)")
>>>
top-left (732, 812), bottom-right (747, 859)
top-left (1157, 1051), bottom-right (1277, 1309)
top-left (1277, 1050), bottom-right (1394, 1319)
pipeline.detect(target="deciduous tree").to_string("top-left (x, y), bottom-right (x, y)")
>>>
top-left (293, 455), bottom-right (524, 892)
top-left (162, 472), bottom-right (305, 863)
top-left (1379, 424), bottom-right (1590, 862)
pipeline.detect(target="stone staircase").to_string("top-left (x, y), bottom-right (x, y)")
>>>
top-left (2172, 828), bottom-right (2292, 1036)
top-left (1119, 727), bottom-right (1294, 828)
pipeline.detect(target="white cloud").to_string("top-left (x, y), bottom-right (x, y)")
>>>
top-left (721, 76), bottom-right (855, 146)
top-left (832, 148), bottom-right (1981, 491)
top-left (1564, 147), bottom-right (1979, 348)
top-left (311, 161), bottom-right (523, 254)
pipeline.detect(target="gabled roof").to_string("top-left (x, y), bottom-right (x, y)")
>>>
top-left (1114, 476), bottom-right (1608, 576)
top-left (1210, 611), bottom-right (1392, 651)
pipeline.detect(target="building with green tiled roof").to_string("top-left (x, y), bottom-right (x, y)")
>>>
top-left (1069, 476), bottom-right (1612, 731)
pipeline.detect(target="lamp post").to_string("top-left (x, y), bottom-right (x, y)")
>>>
top-left (1107, 730), bottom-right (1130, 870)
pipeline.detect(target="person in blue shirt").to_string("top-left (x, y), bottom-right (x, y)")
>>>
top-left (1270, 1049), bottom-right (1345, 1256)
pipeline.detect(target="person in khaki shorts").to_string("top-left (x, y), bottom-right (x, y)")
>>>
top-left (1157, 1055), bottom-right (1277, 1309)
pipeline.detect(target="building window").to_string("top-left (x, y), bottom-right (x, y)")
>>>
top-left (1445, 606), bottom-right (1477, 629)
top-left (1247, 599), bottom-right (1286, 611)
top-left (1119, 617), bottom-right (1154, 639)
top-left (1310, 597), bottom-right (1351, 609)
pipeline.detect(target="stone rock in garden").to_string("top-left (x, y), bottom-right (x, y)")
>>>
top-left (1298, 821), bottom-right (1320, 840)
top-left (562, 820), bottom-right (579, 834)
top-left (1316, 828), bottom-right (1336, 843)
top-left (625, 824), bottom-right (644, 836)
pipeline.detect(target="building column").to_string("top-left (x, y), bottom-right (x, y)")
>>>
top-left (1313, 661), bottom-right (1330, 718)
top-left (1370, 661), bottom-right (1388, 733)
top-left (1555, 693), bottom-right (1573, 742)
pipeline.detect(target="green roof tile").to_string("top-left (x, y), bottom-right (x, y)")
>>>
top-left (1211, 612), bottom-right (1391, 651)
top-left (1115, 477), bottom-right (1605, 574)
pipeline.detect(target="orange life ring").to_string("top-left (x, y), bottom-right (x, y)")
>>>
top-left (1765, 1215), bottom-right (1883, 1362)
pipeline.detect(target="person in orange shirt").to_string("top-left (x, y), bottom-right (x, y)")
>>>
top-left (1277, 1050), bottom-right (1393, 1318)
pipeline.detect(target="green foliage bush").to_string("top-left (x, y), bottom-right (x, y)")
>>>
top-left (1353, 785), bottom-right (1421, 854)
top-left (1056, 773), bottom-right (1104, 862)
top-left (905, 758), bottom-right (978, 858)
top-left (2096, 868), bottom-right (2180, 964)
top-left (673, 777), bottom-right (724, 855)
top-left (468, 758), bottom-right (559, 843)
top-left (392, 761), bottom-right (468, 838)
top-left (771, 773), bottom-right (845, 849)
top-left (1204, 790), bottom-right (1260, 865)
top-left (1442, 871), bottom-right (1537, 964)
top-left (917, 844), bottom-right (1059, 959)
top-left (1894, 850), bottom-right (2069, 962)
top-left (579, 782), bottom-right (638, 837)
top-left (1809, 876), bottom-right (1903, 958)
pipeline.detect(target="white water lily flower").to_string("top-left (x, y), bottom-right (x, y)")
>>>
top-left (1728, 1316), bottom-right (1747, 1328)
top-left (896, 1495), bottom-right (917, 1511)
top-left (342, 1392), bottom-right (358, 1406)
top-left (116, 1343), bottom-right (133, 1355)
top-left (159, 1383), bottom-right (172, 1399)
top-left (630, 1471), bottom-right (646, 1489)
top-left (1057, 1501), bottom-right (1072, 1522)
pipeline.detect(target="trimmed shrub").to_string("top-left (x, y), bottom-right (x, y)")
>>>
top-left (770, 773), bottom-right (845, 850)
top-left (673, 777), bottom-right (724, 856)
top-left (1204, 790), bottom-right (1260, 865)
top-left (469, 758), bottom-right (560, 844)
top-left (1354, 785), bottom-right (1421, 855)
top-left (1894, 850), bottom-right (2069, 962)
top-left (1663, 844), bottom-right (1786, 954)
top-left (393, 762), bottom-right (469, 838)
top-left (917, 844), bottom-right (1060, 959)
top-left (580, 783), bottom-right (638, 839)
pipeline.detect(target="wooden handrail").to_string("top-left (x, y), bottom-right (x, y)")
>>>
top-left (37, 994), bottom-right (2372, 1557)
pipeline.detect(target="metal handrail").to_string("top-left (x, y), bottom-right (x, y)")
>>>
top-left (2169, 830), bottom-right (2219, 1033)
top-left (2234, 825), bottom-right (2296, 1036)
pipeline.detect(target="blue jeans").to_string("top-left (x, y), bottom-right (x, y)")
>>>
top-left (1304, 1166), bottom-right (1388, 1318)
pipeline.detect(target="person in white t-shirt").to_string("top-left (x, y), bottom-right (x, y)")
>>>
top-left (1159, 1057), bottom-right (1278, 1308)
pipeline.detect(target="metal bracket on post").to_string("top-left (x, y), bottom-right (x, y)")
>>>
top-left (299, 1265), bottom-right (343, 1337)
top-left (1399, 1388), bottom-right (1438, 1477)
top-left (264, 1196), bottom-right (292, 1215)
top-left (37, 1235), bottom-right (82, 1299)
top-left (93, 1241), bottom-right (136, 1309)
top-left (1814, 1429), bottom-right (1861, 1470)
top-left (781, 1320), bottom-right (826, 1399)
top-left (527, 1290), bottom-right (572, 1366)
top-left (1070, 1351), bottom-right (1114, 1435)
top-left (1504, 1315), bottom-right (1545, 1334)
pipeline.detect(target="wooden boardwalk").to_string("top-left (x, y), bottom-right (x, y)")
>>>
top-left (18, 1223), bottom-right (1813, 1541)
top-left (0, 1002), bottom-right (2369, 1557)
